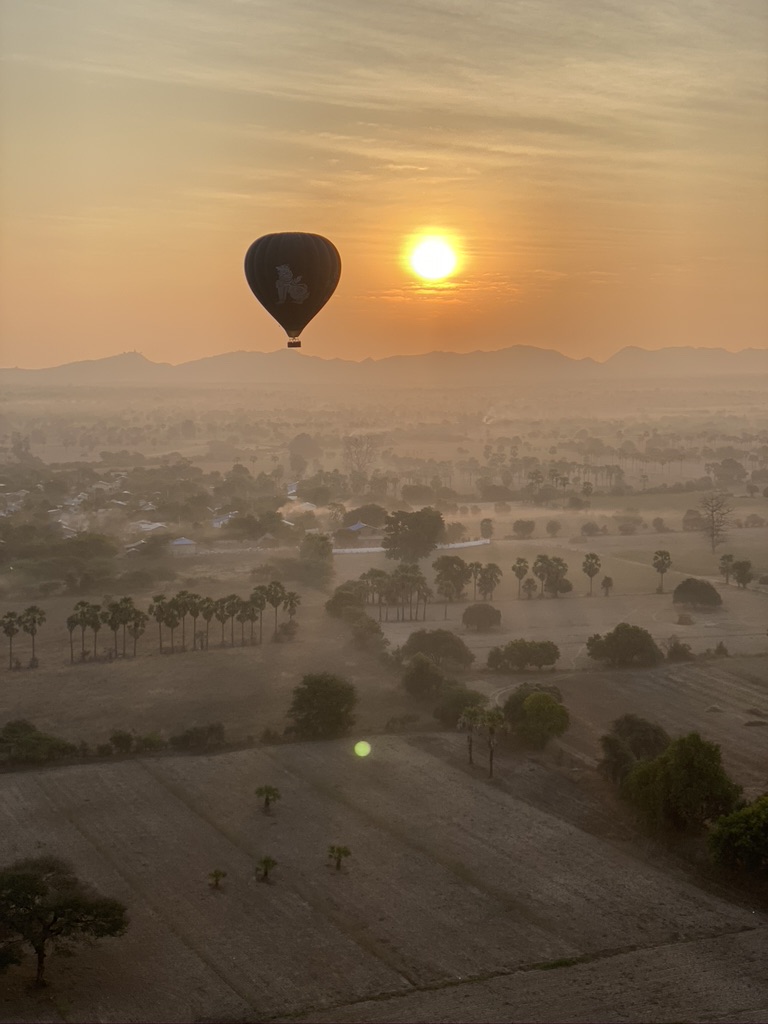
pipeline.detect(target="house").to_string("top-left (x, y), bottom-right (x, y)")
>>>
top-left (212, 512), bottom-right (239, 529)
top-left (170, 537), bottom-right (197, 556)
top-left (333, 521), bottom-right (382, 546)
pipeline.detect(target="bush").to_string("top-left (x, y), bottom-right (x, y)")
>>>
top-left (623, 732), bottom-right (741, 833)
top-left (676, 613), bottom-right (694, 626)
top-left (488, 639), bottom-right (560, 672)
top-left (461, 603), bottom-right (501, 632)
top-left (169, 722), bottom-right (226, 752)
top-left (95, 742), bottom-right (114, 757)
top-left (401, 629), bottom-right (474, 668)
top-left (401, 653), bottom-right (446, 700)
top-left (287, 674), bottom-right (357, 740)
top-left (586, 623), bottom-right (663, 668)
top-left (109, 730), bottom-right (134, 755)
top-left (672, 578), bottom-right (722, 608)
top-left (0, 720), bottom-right (78, 765)
top-left (325, 580), bottom-right (367, 618)
top-left (276, 619), bottom-right (299, 641)
top-left (502, 683), bottom-right (568, 748)
top-left (709, 796), bottom-right (768, 874)
top-left (714, 641), bottom-right (729, 657)
top-left (666, 637), bottom-right (695, 662)
top-left (433, 684), bottom-right (487, 728)
top-left (134, 732), bottom-right (166, 753)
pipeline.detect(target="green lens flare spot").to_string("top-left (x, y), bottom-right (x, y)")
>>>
top-left (354, 741), bottom-right (371, 757)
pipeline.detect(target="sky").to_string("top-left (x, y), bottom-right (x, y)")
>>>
top-left (1, 0), bottom-right (767, 368)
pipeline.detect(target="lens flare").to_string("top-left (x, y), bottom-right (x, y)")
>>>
top-left (354, 741), bottom-right (372, 757)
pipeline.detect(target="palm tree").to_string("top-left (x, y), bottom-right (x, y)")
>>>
top-left (19, 606), bottom-right (46, 667)
top-left (283, 591), bottom-right (301, 620)
top-left (255, 785), bottom-right (281, 812)
top-left (127, 610), bottom-right (148, 657)
top-left (224, 594), bottom-right (242, 646)
top-left (482, 708), bottom-right (507, 779)
top-left (236, 601), bottom-right (250, 645)
top-left (512, 558), bottom-right (529, 599)
top-left (478, 563), bottom-right (503, 601)
top-left (186, 592), bottom-right (202, 650)
top-left (101, 601), bottom-right (123, 657)
top-left (458, 705), bottom-right (485, 765)
top-left (72, 600), bottom-right (91, 660)
top-left (199, 596), bottom-right (216, 650)
top-left (582, 553), bottom-right (601, 596)
top-left (532, 554), bottom-right (550, 598)
top-left (250, 587), bottom-right (267, 644)
top-left (256, 855), bottom-right (277, 882)
top-left (174, 590), bottom-right (192, 650)
top-left (117, 596), bottom-right (135, 657)
top-left (264, 581), bottom-right (286, 641)
top-left (66, 613), bottom-right (78, 664)
top-left (468, 561), bottom-right (482, 601)
top-left (164, 603), bottom-right (181, 654)
top-left (214, 598), bottom-right (229, 646)
top-left (88, 603), bottom-right (102, 658)
top-left (521, 578), bottom-right (537, 600)
top-left (148, 594), bottom-right (168, 652)
top-left (1, 611), bottom-right (20, 670)
top-left (652, 550), bottom-right (672, 593)
top-left (328, 845), bottom-right (351, 871)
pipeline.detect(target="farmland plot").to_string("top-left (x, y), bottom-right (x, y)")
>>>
top-left (1, 736), bottom-right (766, 1023)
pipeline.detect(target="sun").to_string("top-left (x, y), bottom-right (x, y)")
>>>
top-left (408, 235), bottom-right (458, 281)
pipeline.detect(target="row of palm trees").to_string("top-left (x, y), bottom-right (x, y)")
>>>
top-left (1, 607), bottom-right (46, 669)
top-left (64, 584), bottom-right (301, 661)
top-left (1, 583), bottom-right (304, 667)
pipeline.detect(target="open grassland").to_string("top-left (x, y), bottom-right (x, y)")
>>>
top-left (1, 736), bottom-right (767, 1023)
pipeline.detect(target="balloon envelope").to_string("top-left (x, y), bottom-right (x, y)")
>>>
top-left (244, 232), bottom-right (341, 340)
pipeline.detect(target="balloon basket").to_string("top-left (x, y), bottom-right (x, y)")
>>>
top-left (287, 340), bottom-right (302, 348)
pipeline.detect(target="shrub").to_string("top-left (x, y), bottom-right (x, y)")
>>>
top-left (666, 637), bottom-right (695, 662)
top-left (276, 619), bottom-right (299, 641)
top-left (109, 730), bottom-right (134, 755)
top-left (169, 722), bottom-right (226, 752)
top-left (96, 742), bottom-right (114, 757)
top-left (401, 629), bottom-right (474, 668)
top-left (135, 732), bottom-right (166, 753)
top-left (461, 603), bottom-right (501, 632)
top-left (709, 795), bottom-right (768, 874)
top-left (0, 720), bottom-right (78, 765)
top-left (401, 654), bottom-right (446, 700)
top-left (502, 683), bottom-right (568, 748)
top-left (433, 684), bottom-right (487, 728)
top-left (676, 613), bottom-right (694, 626)
top-left (586, 623), bottom-right (663, 668)
top-left (672, 578), bottom-right (722, 608)
top-left (287, 674), bottom-right (357, 740)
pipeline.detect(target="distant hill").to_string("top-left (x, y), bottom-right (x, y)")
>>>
top-left (1, 345), bottom-right (766, 389)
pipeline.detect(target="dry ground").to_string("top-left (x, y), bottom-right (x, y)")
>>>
top-left (1, 735), bottom-right (767, 1023)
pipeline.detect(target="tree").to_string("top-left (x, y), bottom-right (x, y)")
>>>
top-left (101, 601), bottom-right (123, 658)
top-left (512, 520), bottom-right (535, 539)
top-left (521, 578), bottom-right (538, 600)
top-left (732, 560), bottom-right (753, 589)
top-left (287, 673), bottom-right (357, 740)
top-left (401, 629), bottom-right (474, 668)
top-left (327, 845), bottom-right (351, 871)
top-left (256, 856), bottom-right (277, 882)
top-left (401, 653), bottom-right (446, 700)
top-left (652, 550), bottom-right (672, 593)
top-left (18, 606), bottom-right (45, 666)
top-left (0, 856), bottom-right (128, 986)
top-left (1, 612), bottom-right (20, 671)
top-left (65, 613), bottom-right (77, 665)
top-left (456, 703), bottom-right (486, 764)
top-left (477, 563), bottom-right (502, 600)
top-left (479, 518), bottom-right (494, 540)
top-left (198, 596), bottom-right (216, 650)
top-left (600, 575), bottom-right (614, 597)
top-left (718, 553), bottom-right (735, 585)
top-left (488, 639), bottom-right (559, 672)
top-left (543, 556), bottom-right (571, 598)
top-left (623, 733), bottom-right (741, 833)
top-left (432, 555), bottom-right (472, 616)
top-left (586, 623), bottom-right (663, 667)
top-left (467, 561), bottom-right (483, 600)
top-left (249, 587), bottom-right (267, 644)
top-left (672, 577), bottom-right (722, 608)
top-left (461, 603), bottom-right (501, 632)
top-left (581, 553), bottom-right (601, 596)
top-left (599, 714), bottom-right (670, 783)
top-left (698, 493), bottom-right (734, 553)
top-left (545, 520), bottom-right (561, 538)
top-left (479, 708), bottom-right (506, 777)
top-left (255, 785), bottom-right (281, 812)
top-left (342, 434), bottom-right (379, 475)
top-left (283, 590), bottom-right (301, 618)
top-left (148, 594), bottom-right (168, 652)
top-left (532, 554), bottom-right (549, 597)
top-left (517, 692), bottom-right (569, 749)
top-left (511, 557), bottom-right (529, 599)
top-left (383, 508), bottom-right (444, 563)
top-left (208, 869), bottom-right (227, 890)
top-left (709, 796), bottom-right (768, 875)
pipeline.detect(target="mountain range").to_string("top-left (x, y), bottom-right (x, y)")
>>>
top-left (1, 345), bottom-right (767, 389)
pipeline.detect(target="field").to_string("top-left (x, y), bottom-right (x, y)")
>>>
top-left (1, 736), bottom-right (767, 1023)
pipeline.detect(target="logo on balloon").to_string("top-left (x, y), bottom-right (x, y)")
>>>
top-left (275, 265), bottom-right (309, 305)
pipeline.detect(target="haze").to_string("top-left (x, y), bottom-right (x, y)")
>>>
top-left (1, 0), bottom-right (767, 368)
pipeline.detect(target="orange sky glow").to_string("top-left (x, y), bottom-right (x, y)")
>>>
top-left (1, 0), bottom-right (766, 368)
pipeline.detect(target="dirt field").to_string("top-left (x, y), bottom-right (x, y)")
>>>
top-left (1, 736), bottom-right (767, 1023)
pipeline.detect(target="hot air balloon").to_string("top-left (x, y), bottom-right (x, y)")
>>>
top-left (244, 232), bottom-right (341, 348)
